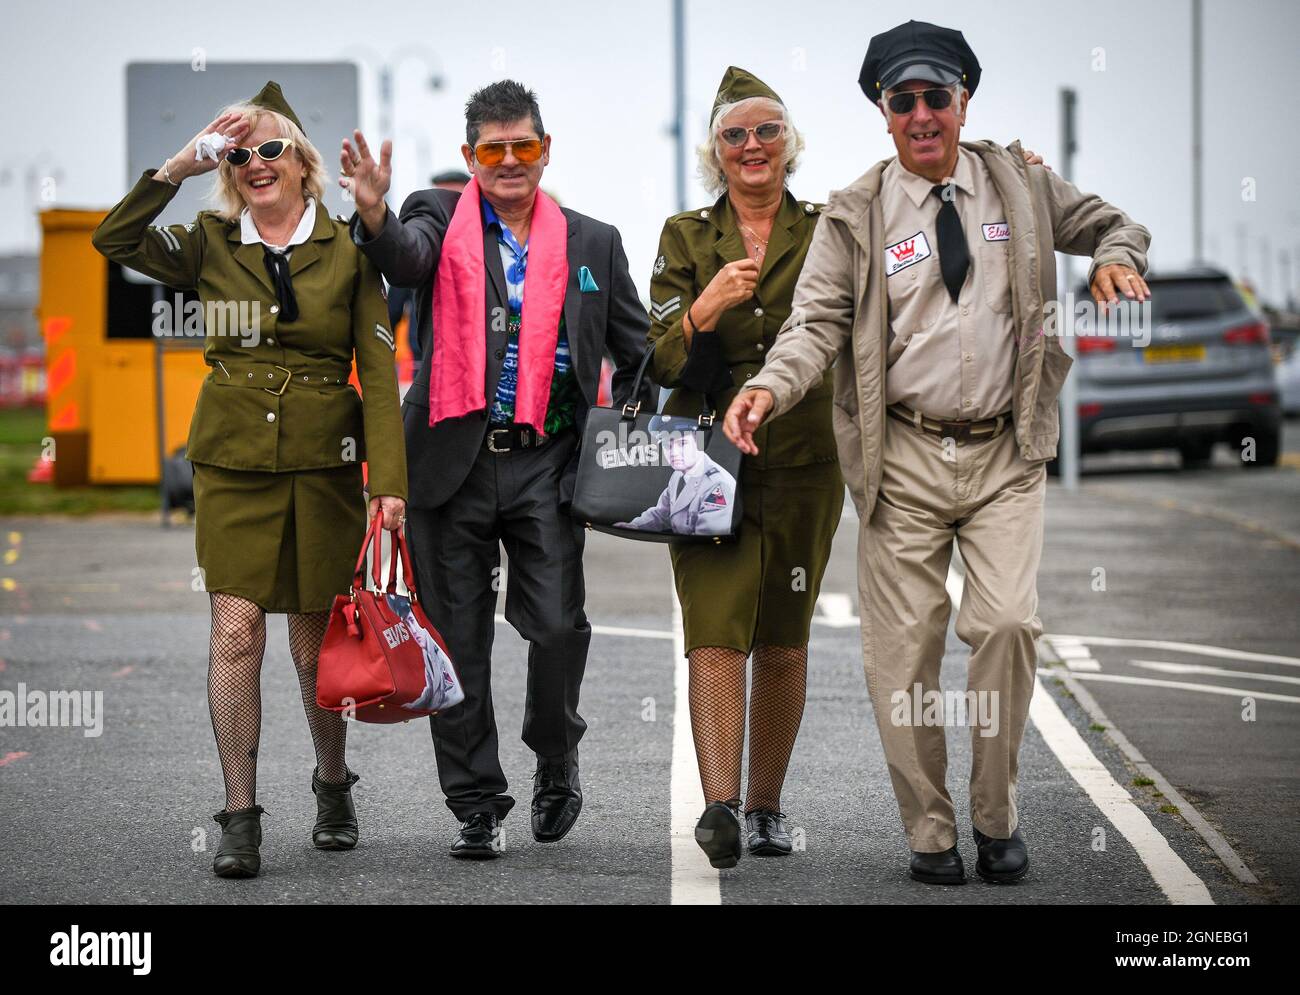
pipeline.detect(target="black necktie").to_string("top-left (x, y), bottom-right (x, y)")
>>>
top-left (675, 476), bottom-right (686, 498)
top-left (931, 184), bottom-right (970, 303)
top-left (262, 247), bottom-right (299, 323)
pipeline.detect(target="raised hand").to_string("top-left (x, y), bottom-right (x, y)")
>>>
top-left (339, 129), bottom-right (393, 236)
top-left (160, 112), bottom-right (250, 184)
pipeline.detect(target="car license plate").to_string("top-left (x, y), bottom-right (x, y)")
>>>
top-left (1142, 344), bottom-right (1206, 364)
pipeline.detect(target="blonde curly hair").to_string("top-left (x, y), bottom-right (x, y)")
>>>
top-left (207, 102), bottom-right (327, 221)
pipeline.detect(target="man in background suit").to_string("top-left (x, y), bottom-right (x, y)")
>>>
top-left (342, 79), bottom-right (653, 858)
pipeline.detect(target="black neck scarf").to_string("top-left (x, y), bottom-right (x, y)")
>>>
top-left (262, 247), bottom-right (299, 323)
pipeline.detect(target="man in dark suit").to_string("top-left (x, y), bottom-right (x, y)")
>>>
top-left (342, 80), bottom-right (653, 858)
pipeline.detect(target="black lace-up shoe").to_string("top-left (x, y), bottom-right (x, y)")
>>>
top-left (450, 811), bottom-right (502, 859)
top-left (531, 752), bottom-right (582, 842)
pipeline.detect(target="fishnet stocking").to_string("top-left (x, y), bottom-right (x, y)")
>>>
top-left (287, 610), bottom-right (349, 784)
top-left (208, 593), bottom-right (266, 812)
top-left (687, 647), bottom-right (747, 806)
top-left (746, 643), bottom-right (808, 814)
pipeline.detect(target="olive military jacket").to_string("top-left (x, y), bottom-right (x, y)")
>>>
top-left (91, 170), bottom-right (407, 499)
top-left (647, 189), bottom-right (837, 471)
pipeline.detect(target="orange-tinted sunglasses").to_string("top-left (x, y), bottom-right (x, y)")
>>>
top-left (473, 139), bottom-right (544, 166)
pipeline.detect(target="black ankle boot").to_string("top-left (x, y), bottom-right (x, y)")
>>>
top-left (212, 805), bottom-right (265, 878)
top-left (311, 767), bottom-right (360, 850)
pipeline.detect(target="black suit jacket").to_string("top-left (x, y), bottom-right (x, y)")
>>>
top-left (351, 188), bottom-right (655, 510)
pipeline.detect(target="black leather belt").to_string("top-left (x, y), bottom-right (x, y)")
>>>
top-left (483, 423), bottom-right (562, 453)
top-left (887, 403), bottom-right (1012, 444)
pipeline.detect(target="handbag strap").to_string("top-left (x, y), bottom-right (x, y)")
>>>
top-left (352, 518), bottom-right (418, 599)
top-left (625, 341), bottom-right (717, 424)
top-left (353, 516), bottom-right (381, 592)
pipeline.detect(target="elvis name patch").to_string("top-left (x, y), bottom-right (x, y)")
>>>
top-left (981, 222), bottom-right (1010, 241)
top-left (884, 231), bottom-right (932, 277)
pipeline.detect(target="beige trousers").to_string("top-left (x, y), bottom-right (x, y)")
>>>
top-left (858, 416), bottom-right (1045, 852)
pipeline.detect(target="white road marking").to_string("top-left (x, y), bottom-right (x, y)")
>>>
top-left (1068, 671), bottom-right (1300, 704)
top-left (1129, 659), bottom-right (1300, 687)
top-left (814, 592), bottom-right (860, 628)
top-left (953, 564), bottom-right (1214, 903)
top-left (668, 594), bottom-right (720, 905)
top-left (1064, 658), bottom-right (1102, 672)
top-left (1048, 634), bottom-right (1300, 668)
top-left (1028, 673), bottom-right (1214, 904)
top-left (1043, 636), bottom-right (1260, 886)
top-left (495, 615), bottom-right (672, 641)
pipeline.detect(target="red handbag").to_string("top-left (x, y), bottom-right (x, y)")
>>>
top-left (316, 517), bottom-right (465, 723)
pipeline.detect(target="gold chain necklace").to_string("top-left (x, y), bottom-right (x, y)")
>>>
top-left (738, 221), bottom-right (770, 261)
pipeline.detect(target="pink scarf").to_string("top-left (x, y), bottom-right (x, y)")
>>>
top-left (428, 176), bottom-right (569, 433)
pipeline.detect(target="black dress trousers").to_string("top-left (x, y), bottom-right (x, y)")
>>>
top-left (405, 430), bottom-right (591, 821)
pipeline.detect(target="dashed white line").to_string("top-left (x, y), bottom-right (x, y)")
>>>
top-left (1047, 635), bottom-right (1300, 668)
top-left (1068, 671), bottom-right (1300, 704)
top-left (1129, 658), bottom-right (1300, 687)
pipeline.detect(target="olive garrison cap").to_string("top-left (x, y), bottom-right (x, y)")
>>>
top-left (247, 80), bottom-right (305, 133)
top-left (710, 66), bottom-right (784, 122)
top-left (858, 20), bottom-right (981, 98)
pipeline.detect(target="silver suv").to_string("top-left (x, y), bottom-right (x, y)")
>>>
top-left (1070, 268), bottom-right (1280, 468)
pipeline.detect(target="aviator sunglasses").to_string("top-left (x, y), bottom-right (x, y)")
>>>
top-left (885, 87), bottom-right (956, 115)
top-left (225, 139), bottom-right (295, 166)
top-left (473, 139), bottom-right (544, 166)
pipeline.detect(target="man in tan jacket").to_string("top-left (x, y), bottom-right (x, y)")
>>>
top-left (724, 19), bottom-right (1151, 885)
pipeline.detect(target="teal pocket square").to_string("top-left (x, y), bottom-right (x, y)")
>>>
top-left (578, 266), bottom-right (600, 292)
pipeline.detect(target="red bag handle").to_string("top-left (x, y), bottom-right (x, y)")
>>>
top-left (351, 515), bottom-right (420, 601)
top-left (352, 515), bottom-right (382, 593)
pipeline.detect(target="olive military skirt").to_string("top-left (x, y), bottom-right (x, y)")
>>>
top-left (669, 459), bottom-right (843, 655)
top-left (192, 462), bottom-right (368, 614)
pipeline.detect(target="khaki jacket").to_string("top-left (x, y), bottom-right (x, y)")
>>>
top-left (92, 170), bottom-right (407, 499)
top-left (745, 139), bottom-right (1150, 516)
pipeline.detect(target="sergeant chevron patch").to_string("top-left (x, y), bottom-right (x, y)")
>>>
top-left (650, 295), bottom-right (682, 321)
top-left (374, 324), bottom-right (395, 351)
top-left (152, 227), bottom-right (182, 253)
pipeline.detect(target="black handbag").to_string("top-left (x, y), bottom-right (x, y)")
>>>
top-left (570, 346), bottom-right (743, 543)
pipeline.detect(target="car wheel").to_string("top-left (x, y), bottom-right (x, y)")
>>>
top-left (1242, 428), bottom-right (1280, 468)
top-left (1179, 441), bottom-right (1213, 469)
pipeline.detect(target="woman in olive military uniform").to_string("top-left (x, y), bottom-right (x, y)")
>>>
top-left (646, 67), bottom-right (842, 867)
top-left (92, 82), bottom-right (407, 879)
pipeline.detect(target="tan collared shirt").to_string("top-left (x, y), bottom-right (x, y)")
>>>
top-left (880, 147), bottom-right (1016, 420)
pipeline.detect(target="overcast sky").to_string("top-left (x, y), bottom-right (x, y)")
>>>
top-left (5, 0), bottom-right (1299, 304)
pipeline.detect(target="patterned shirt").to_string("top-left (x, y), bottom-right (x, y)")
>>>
top-left (482, 198), bottom-right (580, 434)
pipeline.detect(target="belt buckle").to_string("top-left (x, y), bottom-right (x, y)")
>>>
top-left (487, 428), bottom-right (512, 453)
top-left (938, 419), bottom-right (970, 443)
top-left (264, 365), bottom-right (292, 396)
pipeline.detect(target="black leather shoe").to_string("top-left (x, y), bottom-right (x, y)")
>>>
top-left (695, 800), bottom-right (742, 868)
top-left (450, 811), bottom-right (502, 859)
top-left (908, 845), bottom-right (967, 885)
top-left (311, 767), bottom-right (360, 850)
top-left (212, 805), bottom-right (265, 879)
top-left (973, 826), bottom-right (1029, 883)
top-left (531, 752), bottom-right (582, 843)
top-left (745, 809), bottom-right (793, 856)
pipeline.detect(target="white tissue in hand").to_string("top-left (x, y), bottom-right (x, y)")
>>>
top-left (194, 133), bottom-right (231, 162)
